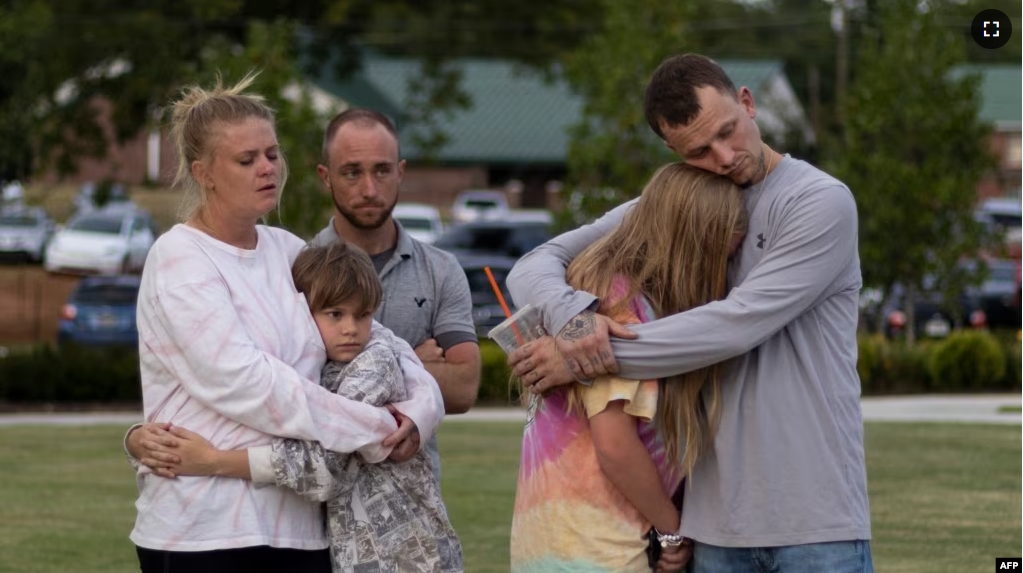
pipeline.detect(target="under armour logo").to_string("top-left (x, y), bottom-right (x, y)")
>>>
top-left (414, 297), bottom-right (427, 307)
top-left (756, 233), bottom-right (766, 249)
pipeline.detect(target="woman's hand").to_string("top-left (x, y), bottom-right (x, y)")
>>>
top-left (157, 425), bottom-right (225, 477)
top-left (129, 422), bottom-right (182, 478)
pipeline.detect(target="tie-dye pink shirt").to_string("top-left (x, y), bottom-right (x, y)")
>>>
top-left (510, 281), bottom-right (681, 572)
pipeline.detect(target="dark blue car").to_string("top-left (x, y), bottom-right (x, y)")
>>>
top-left (58, 275), bottom-right (141, 347)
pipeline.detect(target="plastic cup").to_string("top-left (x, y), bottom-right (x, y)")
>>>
top-left (487, 303), bottom-right (548, 354)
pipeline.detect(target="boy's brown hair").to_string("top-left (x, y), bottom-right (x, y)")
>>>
top-left (291, 241), bottom-right (382, 314)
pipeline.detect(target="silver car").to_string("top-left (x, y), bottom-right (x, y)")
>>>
top-left (0, 207), bottom-right (54, 262)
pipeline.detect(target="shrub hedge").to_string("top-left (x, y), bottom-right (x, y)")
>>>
top-left (0, 332), bottom-right (1018, 404)
top-left (858, 331), bottom-right (1018, 394)
top-left (0, 345), bottom-right (140, 403)
top-left (928, 330), bottom-right (1007, 391)
top-left (477, 340), bottom-right (520, 406)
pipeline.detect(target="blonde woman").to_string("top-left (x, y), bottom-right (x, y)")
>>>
top-left (127, 74), bottom-right (443, 572)
top-left (510, 163), bottom-right (746, 573)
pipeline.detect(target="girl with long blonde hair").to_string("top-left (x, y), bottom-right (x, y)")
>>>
top-left (511, 163), bottom-right (747, 573)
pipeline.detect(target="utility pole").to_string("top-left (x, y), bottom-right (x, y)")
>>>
top-left (832, 0), bottom-right (849, 129)
top-left (808, 63), bottom-right (821, 138)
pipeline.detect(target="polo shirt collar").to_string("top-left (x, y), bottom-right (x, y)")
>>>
top-left (313, 216), bottom-right (414, 261)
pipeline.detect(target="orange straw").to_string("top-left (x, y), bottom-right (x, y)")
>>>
top-left (484, 266), bottom-right (524, 344)
top-left (484, 266), bottom-right (513, 319)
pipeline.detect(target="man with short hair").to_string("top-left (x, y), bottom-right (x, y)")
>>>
top-left (507, 54), bottom-right (872, 572)
top-left (310, 108), bottom-right (481, 477)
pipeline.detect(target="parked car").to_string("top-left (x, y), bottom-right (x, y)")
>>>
top-left (880, 265), bottom-right (995, 340)
top-left (882, 286), bottom-right (983, 339)
top-left (975, 197), bottom-right (1022, 259)
top-left (393, 203), bottom-right (445, 244)
top-left (455, 252), bottom-right (519, 336)
top-left (965, 258), bottom-right (1021, 329)
top-left (58, 275), bottom-right (141, 347)
top-left (434, 220), bottom-right (552, 259)
top-left (450, 190), bottom-right (509, 224)
top-left (0, 207), bottom-right (55, 262)
top-left (44, 205), bottom-right (157, 275)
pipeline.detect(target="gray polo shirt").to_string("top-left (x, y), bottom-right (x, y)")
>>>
top-left (310, 218), bottom-right (477, 477)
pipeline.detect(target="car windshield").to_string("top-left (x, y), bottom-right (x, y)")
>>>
top-left (989, 265), bottom-right (1016, 282)
top-left (0, 215), bottom-right (39, 227)
top-left (989, 213), bottom-right (1022, 228)
top-left (463, 199), bottom-right (499, 209)
top-left (69, 216), bottom-right (123, 234)
top-left (397, 217), bottom-right (434, 231)
top-left (464, 267), bottom-right (512, 303)
top-left (74, 285), bottom-right (139, 305)
top-left (436, 223), bottom-right (548, 254)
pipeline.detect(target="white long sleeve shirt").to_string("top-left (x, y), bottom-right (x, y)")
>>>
top-left (129, 224), bottom-right (444, 551)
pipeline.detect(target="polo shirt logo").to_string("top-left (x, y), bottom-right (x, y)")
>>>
top-left (414, 297), bottom-right (427, 307)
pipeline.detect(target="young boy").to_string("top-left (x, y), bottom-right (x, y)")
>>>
top-left (147, 242), bottom-right (464, 573)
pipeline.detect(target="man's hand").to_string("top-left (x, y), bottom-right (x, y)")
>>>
top-left (414, 339), bottom-right (445, 364)
top-left (383, 404), bottom-right (420, 462)
top-left (554, 310), bottom-right (636, 382)
top-left (508, 336), bottom-right (574, 395)
top-left (655, 541), bottom-right (692, 573)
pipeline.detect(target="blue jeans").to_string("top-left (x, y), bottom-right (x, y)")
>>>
top-left (691, 540), bottom-right (873, 573)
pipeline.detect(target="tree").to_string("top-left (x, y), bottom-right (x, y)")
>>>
top-left (0, 0), bottom-right (600, 185)
top-left (193, 20), bottom-right (338, 238)
top-left (828, 0), bottom-right (995, 346)
top-left (0, 1), bottom-right (51, 181)
top-left (558, 0), bottom-right (696, 227)
top-left (0, 0), bottom-right (251, 179)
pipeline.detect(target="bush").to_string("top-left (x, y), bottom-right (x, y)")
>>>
top-left (880, 341), bottom-right (935, 393)
top-left (1001, 342), bottom-right (1022, 389)
top-left (858, 336), bottom-right (933, 394)
top-left (928, 330), bottom-right (1006, 391)
top-left (857, 334), bottom-right (883, 387)
top-left (477, 340), bottom-right (520, 405)
top-left (0, 345), bottom-right (140, 403)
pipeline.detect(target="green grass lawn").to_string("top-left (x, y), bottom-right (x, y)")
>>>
top-left (0, 421), bottom-right (1018, 573)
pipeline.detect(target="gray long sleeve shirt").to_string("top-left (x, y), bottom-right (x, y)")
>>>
top-left (507, 156), bottom-right (871, 547)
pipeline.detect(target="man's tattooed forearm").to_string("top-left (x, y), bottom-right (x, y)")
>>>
top-left (559, 311), bottom-right (596, 342)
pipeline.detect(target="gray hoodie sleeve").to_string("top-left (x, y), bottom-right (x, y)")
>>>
top-left (507, 199), bottom-right (637, 336)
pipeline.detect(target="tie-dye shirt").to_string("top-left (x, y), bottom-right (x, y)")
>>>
top-left (130, 224), bottom-right (444, 552)
top-left (510, 281), bottom-right (681, 573)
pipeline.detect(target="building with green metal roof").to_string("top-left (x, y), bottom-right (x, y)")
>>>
top-left (310, 55), bottom-right (814, 208)
top-left (951, 64), bottom-right (1021, 201)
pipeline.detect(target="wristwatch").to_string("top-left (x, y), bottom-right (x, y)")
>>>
top-left (654, 527), bottom-right (685, 548)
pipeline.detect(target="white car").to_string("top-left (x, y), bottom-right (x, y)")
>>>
top-left (0, 207), bottom-right (54, 262)
top-left (44, 206), bottom-right (157, 275)
top-left (393, 203), bottom-right (445, 244)
top-left (450, 190), bottom-right (509, 224)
